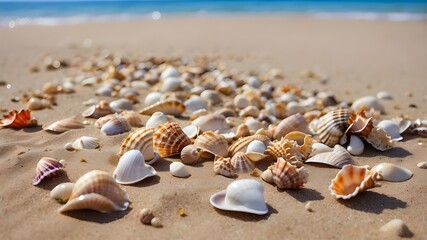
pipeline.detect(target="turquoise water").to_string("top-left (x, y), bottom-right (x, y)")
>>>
top-left (1, 0), bottom-right (427, 27)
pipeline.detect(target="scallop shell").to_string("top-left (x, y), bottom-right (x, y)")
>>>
top-left (120, 110), bottom-right (143, 127)
top-left (351, 96), bottom-right (385, 113)
top-left (377, 120), bottom-right (403, 141)
top-left (101, 116), bottom-right (131, 136)
top-left (213, 156), bottom-right (236, 178)
top-left (230, 152), bottom-right (255, 174)
top-left (113, 150), bottom-right (157, 184)
top-left (170, 162), bottom-right (191, 178)
top-left (109, 98), bottom-right (133, 113)
top-left (72, 136), bottom-right (100, 150)
top-left (50, 182), bottom-right (75, 203)
top-left (153, 122), bottom-right (191, 157)
top-left (365, 127), bottom-right (394, 151)
top-left (118, 127), bottom-right (158, 164)
top-left (33, 157), bottom-right (64, 185)
top-left (0, 109), bottom-right (37, 129)
top-left (82, 100), bottom-right (114, 118)
top-left (329, 165), bottom-right (380, 200)
top-left (371, 163), bottom-right (412, 182)
top-left (313, 109), bottom-right (351, 147)
top-left (191, 113), bottom-right (230, 133)
top-left (346, 135), bottom-right (364, 155)
top-left (272, 157), bottom-right (308, 189)
top-left (194, 131), bottom-right (228, 158)
top-left (58, 170), bottom-right (130, 213)
top-left (273, 113), bottom-right (309, 140)
top-left (144, 92), bottom-right (163, 106)
top-left (140, 99), bottom-right (185, 116)
top-left (228, 135), bottom-right (270, 157)
top-left (43, 118), bottom-right (85, 133)
top-left (180, 144), bottom-right (200, 165)
top-left (306, 145), bottom-right (354, 168)
top-left (346, 110), bottom-right (373, 138)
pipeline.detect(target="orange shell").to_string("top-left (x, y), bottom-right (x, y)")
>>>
top-left (0, 109), bottom-right (37, 129)
top-left (346, 110), bottom-right (373, 138)
top-left (153, 122), bottom-right (191, 157)
top-left (272, 157), bottom-right (308, 189)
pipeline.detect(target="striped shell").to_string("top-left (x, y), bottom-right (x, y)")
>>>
top-left (43, 118), bottom-right (85, 133)
top-left (272, 158), bottom-right (308, 189)
top-left (191, 113), bottom-right (230, 133)
top-left (140, 100), bottom-right (185, 116)
top-left (305, 145), bottom-right (354, 168)
top-left (214, 156), bottom-right (236, 178)
top-left (231, 152), bottom-right (255, 174)
top-left (273, 113), bottom-right (309, 140)
top-left (346, 110), bottom-right (373, 138)
top-left (228, 135), bottom-right (271, 157)
top-left (94, 114), bottom-right (116, 128)
top-left (118, 127), bottom-right (158, 164)
top-left (82, 100), bottom-right (114, 118)
top-left (153, 122), bottom-right (191, 157)
top-left (329, 165), bottom-right (380, 200)
top-left (101, 116), bottom-right (131, 136)
top-left (194, 131), bottom-right (228, 158)
top-left (33, 157), bottom-right (64, 185)
top-left (0, 109), bottom-right (37, 129)
top-left (313, 109), bottom-right (351, 147)
top-left (180, 144), bottom-right (200, 165)
top-left (58, 170), bottom-right (130, 213)
top-left (72, 136), bottom-right (100, 150)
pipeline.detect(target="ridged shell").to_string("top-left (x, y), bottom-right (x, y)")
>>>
top-left (120, 110), bottom-right (143, 127)
top-left (118, 127), bottom-right (158, 164)
top-left (313, 109), bottom-right (351, 147)
top-left (306, 145), bottom-right (354, 168)
top-left (180, 144), bottom-right (200, 165)
top-left (170, 162), bottom-right (191, 178)
top-left (346, 110), bottom-right (373, 138)
top-left (0, 109), bottom-right (37, 129)
top-left (230, 152), bottom-right (255, 174)
top-left (371, 163), bottom-right (412, 182)
top-left (194, 131), bottom-right (228, 158)
top-left (94, 114), bottom-right (116, 128)
top-left (153, 122), bottom-right (191, 157)
top-left (273, 113), bottom-right (309, 140)
top-left (228, 135), bottom-right (271, 156)
top-left (140, 100), bottom-right (185, 116)
top-left (366, 127), bottom-right (394, 151)
top-left (72, 136), bottom-right (100, 150)
top-left (33, 157), bottom-right (64, 185)
top-left (213, 156), bottom-right (236, 178)
top-left (113, 150), bottom-right (157, 184)
top-left (43, 118), bottom-right (85, 133)
top-left (272, 158), bottom-right (309, 189)
top-left (82, 100), bottom-right (114, 118)
top-left (191, 113), bottom-right (230, 133)
top-left (58, 170), bottom-right (130, 213)
top-left (266, 135), bottom-right (313, 163)
top-left (101, 116), bottom-right (131, 136)
top-left (329, 165), bottom-right (380, 200)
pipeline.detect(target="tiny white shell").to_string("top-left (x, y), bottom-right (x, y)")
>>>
top-left (72, 136), bottom-right (100, 150)
top-left (377, 120), bottom-right (402, 141)
top-left (376, 91), bottom-right (393, 100)
top-left (280, 93), bottom-right (297, 103)
top-left (144, 92), bottom-right (163, 106)
top-left (161, 77), bottom-right (181, 92)
top-left (351, 96), bottom-right (385, 113)
top-left (246, 140), bottom-right (266, 154)
top-left (247, 76), bottom-right (261, 88)
top-left (96, 85), bottom-right (113, 97)
top-left (347, 135), bottom-right (364, 155)
top-left (170, 162), bottom-right (191, 178)
top-left (145, 112), bottom-right (168, 129)
top-left (109, 98), bottom-right (133, 113)
top-left (372, 163), bottom-right (412, 182)
top-left (50, 182), bottom-right (75, 203)
top-left (184, 96), bottom-right (206, 112)
top-left (64, 142), bottom-right (74, 151)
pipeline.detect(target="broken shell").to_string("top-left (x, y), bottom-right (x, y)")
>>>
top-left (329, 165), bottom-right (380, 200)
top-left (377, 120), bottom-right (402, 141)
top-left (371, 163), bottom-right (412, 182)
top-left (231, 152), bottom-right (255, 174)
top-left (82, 100), bottom-right (114, 118)
top-left (139, 208), bottom-right (154, 224)
top-left (118, 127), bottom-right (158, 164)
top-left (261, 168), bottom-right (274, 184)
top-left (50, 182), bottom-right (75, 204)
top-left (109, 98), bottom-right (133, 113)
top-left (210, 179), bottom-right (268, 215)
top-left (170, 162), bottom-right (191, 178)
top-left (0, 109), bottom-right (37, 129)
top-left (272, 157), bottom-right (309, 189)
top-left (144, 92), bottom-right (163, 106)
top-left (273, 113), bottom-right (309, 140)
top-left (191, 113), bottom-right (230, 133)
top-left (313, 109), bottom-right (351, 147)
top-left (311, 142), bottom-right (334, 156)
top-left (182, 125), bottom-right (200, 139)
top-left (140, 99), bottom-right (185, 116)
top-left (228, 135), bottom-right (271, 156)
top-left (347, 135), bottom-right (365, 155)
top-left (184, 96), bottom-right (206, 112)
top-left (153, 122), bottom-right (191, 157)
top-left (58, 170), bottom-right (130, 213)
top-left (33, 157), bottom-right (64, 185)
top-left (266, 134), bottom-right (313, 163)
top-left (113, 150), bottom-right (157, 184)
top-left (72, 136), bottom-right (100, 150)
top-left (194, 131), bottom-right (228, 158)
top-left (351, 96), bottom-right (385, 113)
top-left (213, 156), bottom-right (236, 178)
top-left (43, 118), bottom-right (85, 133)
top-left (180, 145), bottom-right (200, 165)
top-left (101, 116), bottom-right (131, 136)
top-left (366, 127), bottom-right (394, 151)
top-left (145, 112), bottom-right (168, 129)
top-left (306, 145), bottom-right (354, 168)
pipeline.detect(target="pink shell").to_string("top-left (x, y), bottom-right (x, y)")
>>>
top-left (33, 157), bottom-right (63, 185)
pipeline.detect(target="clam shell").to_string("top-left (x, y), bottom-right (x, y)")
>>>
top-left (72, 136), bottom-right (100, 150)
top-left (194, 131), bottom-right (228, 158)
top-left (33, 157), bottom-right (64, 185)
top-left (191, 113), bottom-right (230, 133)
top-left (58, 170), bottom-right (130, 213)
top-left (161, 77), bottom-right (181, 92)
top-left (113, 150), bottom-right (157, 184)
top-left (371, 163), bottom-right (412, 182)
top-left (139, 100), bottom-right (185, 116)
top-left (145, 112), bottom-right (168, 129)
top-left (346, 135), bottom-right (364, 155)
top-left (272, 157), bottom-right (308, 189)
top-left (118, 127), bottom-right (159, 165)
top-left (411, 126), bottom-right (427, 137)
top-left (261, 167), bottom-right (274, 184)
top-left (230, 152), bottom-right (255, 174)
top-left (109, 98), bottom-right (133, 113)
top-left (50, 182), bottom-right (75, 203)
top-left (161, 66), bottom-right (179, 80)
top-left (313, 109), bottom-right (351, 147)
top-left (366, 127), bottom-right (394, 151)
top-left (273, 113), bottom-right (309, 140)
top-left (153, 122), bottom-right (191, 157)
top-left (170, 162), bottom-right (191, 178)
top-left (228, 135), bottom-right (270, 157)
top-left (180, 144), bottom-right (200, 165)
top-left (311, 142), bottom-right (334, 156)
top-left (182, 125), bottom-right (200, 139)
top-left (101, 116), bottom-right (131, 136)
top-left (184, 96), bottom-right (206, 112)
top-left (245, 140), bottom-right (268, 162)
top-left (94, 114), bottom-right (117, 128)
top-left (306, 145), bottom-right (354, 168)
top-left (392, 117), bottom-right (411, 134)
top-left (329, 164), bottom-right (380, 200)
top-left (377, 120), bottom-right (402, 141)
top-left (351, 96), bottom-right (385, 113)
top-left (144, 92), bottom-right (162, 106)
top-left (200, 90), bottom-right (222, 105)
top-left (120, 110), bottom-right (143, 127)
top-left (82, 100), bottom-right (114, 118)
top-left (43, 118), bottom-right (85, 133)
top-left (0, 109), bottom-right (37, 129)
top-left (27, 97), bottom-right (50, 110)
top-left (213, 156), bottom-right (236, 178)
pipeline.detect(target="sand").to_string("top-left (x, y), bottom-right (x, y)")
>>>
top-left (0, 16), bottom-right (427, 240)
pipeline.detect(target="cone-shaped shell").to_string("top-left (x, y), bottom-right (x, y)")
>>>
top-left (72, 136), bottom-right (100, 150)
top-left (214, 156), bottom-right (236, 178)
top-left (313, 109), bottom-right (351, 147)
top-left (366, 127), bottom-right (393, 151)
top-left (113, 150), bottom-right (157, 184)
top-left (43, 118), bottom-right (85, 133)
top-left (118, 127), bottom-right (158, 164)
top-left (272, 158), bottom-right (308, 189)
top-left (346, 110), bottom-right (373, 138)
top-left (0, 109), bottom-right (37, 129)
top-left (33, 157), bottom-right (64, 185)
top-left (273, 113), bottom-right (309, 140)
top-left (153, 122), bottom-right (191, 157)
top-left (329, 165), bottom-right (380, 200)
top-left (306, 145), bottom-right (354, 168)
top-left (180, 144), bottom-right (200, 165)
top-left (139, 100), bottom-right (185, 116)
top-left (371, 163), bottom-right (412, 182)
top-left (230, 152), bottom-right (255, 174)
top-left (58, 170), bottom-right (130, 213)
top-left (194, 131), bottom-right (228, 158)
top-left (82, 100), bottom-right (114, 118)
top-left (228, 135), bottom-right (271, 157)
top-left (101, 116), bottom-right (131, 136)
top-left (191, 113), bottom-right (230, 133)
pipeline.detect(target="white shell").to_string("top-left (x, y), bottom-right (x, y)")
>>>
top-left (161, 66), bottom-right (179, 80)
top-left (286, 102), bottom-right (305, 115)
top-left (200, 90), bottom-right (222, 105)
top-left (280, 93), bottom-right (297, 103)
top-left (119, 87), bottom-right (139, 98)
top-left (145, 112), bottom-right (168, 129)
top-left (96, 85), bottom-right (113, 96)
top-left (246, 140), bottom-right (266, 154)
top-left (144, 92), bottom-right (163, 106)
top-left (109, 98), bottom-right (133, 113)
top-left (72, 136), bottom-right (100, 150)
top-left (377, 120), bottom-right (402, 141)
top-left (234, 95), bottom-right (249, 109)
top-left (311, 142), bottom-right (334, 156)
top-left (184, 96), bottom-right (206, 112)
top-left (379, 219), bottom-right (412, 238)
top-left (245, 118), bottom-right (263, 132)
top-left (161, 77), bottom-right (181, 92)
top-left (191, 86), bottom-right (205, 95)
top-left (210, 179), bottom-right (269, 215)
top-left (347, 135), bottom-right (365, 155)
top-left (169, 162), bottom-right (191, 178)
top-left (351, 96), bottom-right (385, 113)
top-left (50, 182), bottom-right (75, 203)
top-left (113, 150), bottom-right (157, 184)
top-left (372, 163), bottom-right (412, 182)
top-left (247, 76), bottom-right (261, 88)
top-left (182, 125), bottom-right (200, 139)
top-left (417, 161), bottom-right (427, 169)
top-left (376, 91), bottom-right (393, 100)
top-left (100, 116), bottom-right (130, 136)
top-left (261, 169), bottom-right (274, 184)
top-left (306, 145), bottom-right (354, 168)
top-left (64, 142), bottom-right (74, 151)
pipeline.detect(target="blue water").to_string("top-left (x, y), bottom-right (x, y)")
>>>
top-left (1, 0), bottom-right (427, 27)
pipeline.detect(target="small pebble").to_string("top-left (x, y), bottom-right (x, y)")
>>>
top-left (139, 208), bottom-right (154, 224)
top-left (417, 161), bottom-right (427, 169)
top-left (151, 217), bottom-right (163, 228)
top-left (379, 219), bottom-right (412, 238)
top-left (178, 208), bottom-right (187, 217)
top-left (64, 143), bottom-right (74, 151)
top-left (59, 159), bottom-right (66, 165)
top-left (79, 157), bottom-right (87, 163)
top-left (305, 201), bottom-right (313, 212)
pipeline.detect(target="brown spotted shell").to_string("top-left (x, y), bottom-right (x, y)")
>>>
top-left (213, 156), bottom-right (236, 178)
top-left (153, 122), bottom-right (191, 157)
top-left (272, 157), bottom-right (308, 189)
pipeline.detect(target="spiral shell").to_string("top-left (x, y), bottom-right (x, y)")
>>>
top-left (272, 158), bottom-right (308, 189)
top-left (153, 122), bottom-right (191, 157)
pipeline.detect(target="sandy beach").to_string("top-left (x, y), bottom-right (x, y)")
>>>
top-left (0, 16), bottom-right (427, 240)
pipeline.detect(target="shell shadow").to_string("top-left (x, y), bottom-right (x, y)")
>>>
top-left (213, 203), bottom-right (278, 222)
top-left (338, 191), bottom-right (407, 214)
top-left (129, 175), bottom-right (160, 188)
top-left (22, 125), bottom-right (43, 133)
top-left (361, 145), bottom-right (412, 158)
top-left (61, 207), bottom-right (132, 223)
top-left (35, 171), bottom-right (71, 190)
top-left (280, 188), bottom-right (325, 202)
top-left (151, 158), bottom-right (172, 172)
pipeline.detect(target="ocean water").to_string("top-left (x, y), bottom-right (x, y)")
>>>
top-left (1, 0), bottom-right (427, 27)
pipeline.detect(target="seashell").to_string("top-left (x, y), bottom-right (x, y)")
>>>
top-left (182, 125), bottom-right (200, 139)
top-left (161, 66), bottom-right (180, 80)
top-left (265, 102), bottom-right (287, 119)
top-left (391, 117), bottom-right (411, 134)
top-left (101, 116), bottom-right (131, 136)
top-left (306, 145), bottom-right (354, 168)
top-left (261, 167), bottom-right (274, 184)
top-left (228, 135), bottom-right (270, 156)
top-left (200, 90), bottom-right (222, 105)
top-left (120, 110), bottom-right (143, 127)
top-left (266, 134), bottom-right (313, 163)
top-left (351, 96), bottom-right (385, 113)
top-left (105, 66), bottom-right (126, 80)
top-left (417, 161), bottom-right (427, 169)
top-left (72, 136), bottom-right (100, 150)
top-left (194, 131), bottom-right (228, 158)
top-left (118, 127), bottom-right (159, 165)
top-left (286, 102), bottom-right (305, 115)
top-left (151, 217), bottom-right (163, 228)
top-left (365, 127), bottom-right (394, 151)
top-left (346, 110), bottom-right (373, 138)
top-left (180, 144), bottom-right (200, 165)
top-left (191, 86), bottom-right (205, 95)
top-left (145, 112), bottom-right (168, 129)
top-left (64, 142), bottom-right (74, 151)
top-left (119, 87), bottom-right (139, 98)
top-left (304, 110), bottom-right (322, 123)
top-left (60, 81), bottom-right (75, 93)
top-left (244, 118), bottom-right (263, 133)
top-left (215, 81), bottom-right (236, 95)
top-left (153, 122), bottom-right (191, 157)
top-left (329, 164), bottom-right (380, 200)
top-left (245, 140), bottom-right (268, 162)
top-left (411, 126), bottom-right (427, 137)
top-left (140, 100), bottom-right (185, 116)
top-left (379, 219), bottom-right (413, 238)
top-left (139, 208), bottom-right (154, 224)
top-left (213, 156), bottom-right (236, 178)
top-left (58, 170), bottom-right (130, 213)
top-left (33, 157), bottom-right (64, 185)
top-left (215, 108), bottom-right (237, 118)
top-left (109, 98), bottom-right (133, 113)
top-left (273, 113), bottom-right (309, 140)
top-left (272, 157), bottom-right (309, 189)
top-left (144, 92), bottom-right (163, 106)
top-left (376, 91), bottom-right (393, 100)
top-left (113, 150), bottom-right (157, 184)
top-left (161, 77), bottom-right (181, 92)
top-left (82, 100), bottom-right (114, 118)
top-left (50, 182), bottom-right (75, 204)
top-left (347, 135), bottom-right (364, 155)
top-left (190, 108), bottom-right (209, 120)
top-left (83, 98), bottom-right (98, 106)
top-left (27, 97), bottom-right (50, 110)
top-left (239, 106), bottom-right (260, 118)
top-left (170, 162), bottom-right (191, 178)
top-left (43, 118), bottom-right (85, 133)
top-left (234, 95), bottom-right (249, 109)
top-left (184, 96), bottom-right (206, 112)
top-left (313, 109), bottom-right (351, 147)
top-left (42, 82), bottom-right (59, 94)
top-left (96, 85), bottom-right (113, 97)
top-left (280, 93), bottom-right (297, 103)
top-left (247, 76), bottom-right (261, 88)
top-left (371, 163), bottom-right (412, 182)
top-left (94, 114), bottom-right (116, 128)
top-left (377, 120), bottom-right (402, 141)
top-left (311, 142), bottom-right (334, 156)
top-left (231, 152), bottom-right (255, 174)
top-left (210, 179), bottom-right (268, 215)
top-left (191, 113), bottom-right (230, 133)
top-left (234, 124), bottom-right (251, 139)
top-left (0, 109), bottom-right (37, 129)
top-left (80, 76), bottom-right (99, 86)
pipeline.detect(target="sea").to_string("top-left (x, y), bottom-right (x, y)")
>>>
top-left (1, 0), bottom-right (427, 27)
